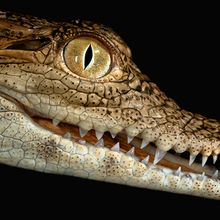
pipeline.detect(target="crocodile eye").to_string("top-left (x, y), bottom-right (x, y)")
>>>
top-left (64, 37), bottom-right (111, 79)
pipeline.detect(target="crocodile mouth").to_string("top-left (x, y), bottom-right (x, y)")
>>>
top-left (32, 115), bottom-right (219, 180)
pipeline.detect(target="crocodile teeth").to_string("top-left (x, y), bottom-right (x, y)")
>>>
top-left (153, 148), bottom-right (166, 165)
top-left (63, 132), bottom-right (71, 140)
top-left (198, 172), bottom-right (206, 181)
top-left (127, 136), bottom-right (134, 144)
top-left (95, 130), bottom-right (104, 140)
top-left (213, 155), bottom-right (218, 164)
top-left (79, 128), bottom-right (88, 137)
top-left (189, 154), bottom-right (196, 166)
top-left (95, 138), bottom-right (104, 147)
top-left (141, 155), bottom-right (149, 165)
top-left (111, 142), bottom-right (120, 152)
top-left (202, 156), bottom-right (208, 167)
top-left (140, 139), bottom-right (149, 149)
top-left (175, 167), bottom-right (181, 176)
top-left (110, 132), bottom-right (117, 139)
top-left (52, 118), bottom-right (60, 126)
top-left (212, 170), bottom-right (219, 179)
top-left (126, 147), bottom-right (135, 157)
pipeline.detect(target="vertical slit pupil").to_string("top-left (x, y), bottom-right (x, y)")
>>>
top-left (84, 44), bottom-right (93, 70)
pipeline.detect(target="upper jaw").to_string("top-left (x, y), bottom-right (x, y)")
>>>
top-left (0, 30), bottom-right (220, 156)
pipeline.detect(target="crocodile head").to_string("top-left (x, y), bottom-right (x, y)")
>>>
top-left (0, 10), bottom-right (219, 200)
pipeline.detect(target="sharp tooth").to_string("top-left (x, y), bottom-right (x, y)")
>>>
top-left (63, 132), bottom-right (71, 140)
top-left (126, 147), bottom-right (135, 157)
top-left (78, 140), bottom-right (86, 145)
top-left (111, 142), bottom-right (120, 152)
top-left (175, 167), bottom-right (181, 176)
top-left (212, 170), bottom-right (219, 179)
top-left (52, 118), bottom-right (60, 126)
top-left (141, 155), bottom-right (149, 165)
top-left (140, 139), bottom-right (149, 149)
top-left (153, 148), bottom-right (166, 165)
top-left (110, 132), bottom-right (116, 139)
top-left (201, 172), bottom-right (205, 179)
top-left (95, 130), bottom-right (104, 140)
top-left (202, 156), bottom-right (208, 167)
top-left (197, 172), bottom-right (206, 181)
top-left (189, 154), bottom-right (196, 166)
top-left (127, 136), bottom-right (134, 144)
top-left (213, 155), bottom-right (218, 164)
top-left (95, 138), bottom-right (104, 147)
top-left (79, 128), bottom-right (88, 137)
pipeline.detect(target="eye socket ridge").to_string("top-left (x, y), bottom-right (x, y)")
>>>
top-left (73, 31), bottom-right (117, 55)
top-left (63, 36), bottom-right (112, 79)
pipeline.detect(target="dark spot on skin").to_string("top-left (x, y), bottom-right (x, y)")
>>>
top-left (100, 101), bottom-right (105, 105)
top-left (135, 85), bottom-right (142, 92)
top-left (109, 87), bottom-right (113, 93)
top-left (144, 87), bottom-right (153, 95)
top-left (107, 110), bottom-right (112, 115)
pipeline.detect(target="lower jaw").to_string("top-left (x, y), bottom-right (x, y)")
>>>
top-left (32, 116), bottom-right (218, 178)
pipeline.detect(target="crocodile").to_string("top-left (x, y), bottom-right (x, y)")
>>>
top-left (0, 10), bottom-right (219, 200)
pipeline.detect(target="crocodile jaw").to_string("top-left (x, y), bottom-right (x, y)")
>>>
top-left (0, 97), bottom-right (219, 200)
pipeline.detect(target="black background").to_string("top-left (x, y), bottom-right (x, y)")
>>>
top-left (0, 0), bottom-right (219, 214)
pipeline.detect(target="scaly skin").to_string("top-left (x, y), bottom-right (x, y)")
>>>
top-left (0, 11), bottom-right (219, 200)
